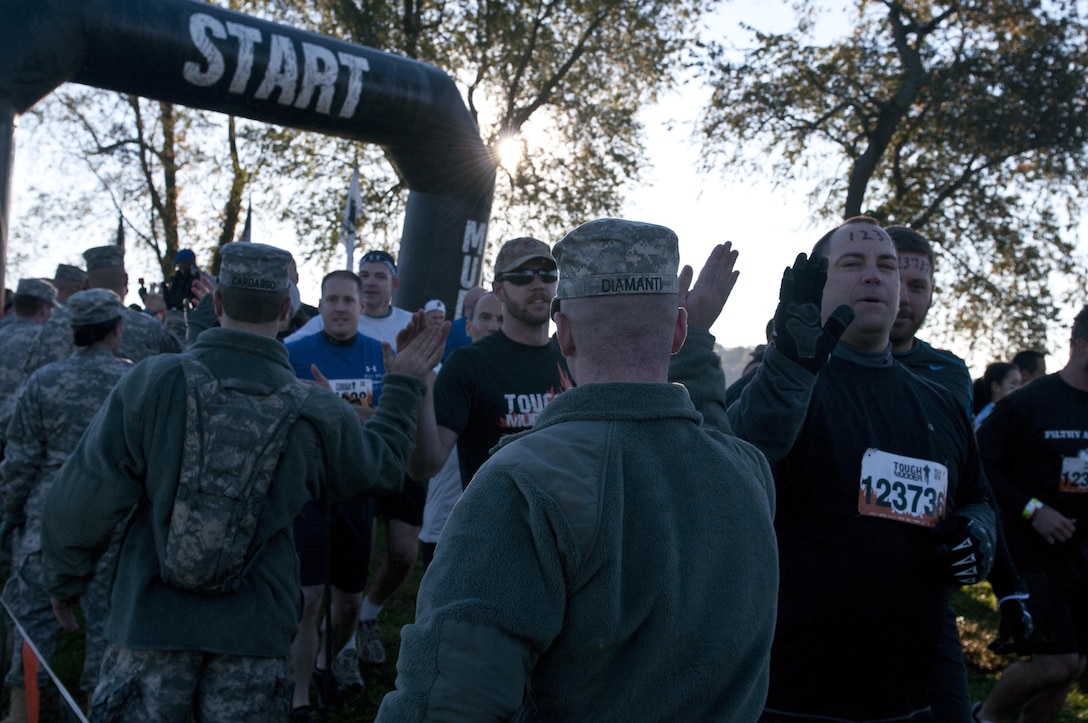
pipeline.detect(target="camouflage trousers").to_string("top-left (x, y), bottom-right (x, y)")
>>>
top-left (2, 551), bottom-right (58, 689)
top-left (1, 537), bottom-right (119, 694)
top-left (90, 645), bottom-right (291, 723)
top-left (80, 537), bottom-right (120, 693)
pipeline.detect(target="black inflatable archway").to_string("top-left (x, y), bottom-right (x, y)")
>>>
top-left (0, 0), bottom-right (496, 316)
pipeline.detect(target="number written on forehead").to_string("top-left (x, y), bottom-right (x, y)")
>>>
top-left (899, 256), bottom-right (931, 273)
top-left (847, 227), bottom-right (892, 243)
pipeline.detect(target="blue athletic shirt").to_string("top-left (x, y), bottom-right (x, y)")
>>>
top-left (285, 331), bottom-right (385, 408)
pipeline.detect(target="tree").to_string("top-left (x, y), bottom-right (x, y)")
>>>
top-left (219, 0), bottom-right (719, 263)
top-left (699, 0), bottom-right (1088, 357)
top-left (16, 90), bottom-right (252, 282)
top-left (15, 0), bottom-right (718, 290)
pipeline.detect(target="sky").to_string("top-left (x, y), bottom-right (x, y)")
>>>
top-left (4, 0), bottom-right (1078, 375)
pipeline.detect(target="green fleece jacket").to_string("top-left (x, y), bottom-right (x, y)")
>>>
top-left (40, 327), bottom-right (424, 657)
top-left (378, 379), bottom-right (778, 722)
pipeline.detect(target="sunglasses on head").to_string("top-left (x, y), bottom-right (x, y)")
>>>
top-left (499, 268), bottom-right (558, 285)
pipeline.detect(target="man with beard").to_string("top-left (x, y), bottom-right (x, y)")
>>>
top-left (411, 237), bottom-right (571, 490)
top-left (974, 306), bottom-right (1088, 723)
top-left (887, 227), bottom-right (972, 414)
top-left (726, 217), bottom-right (997, 722)
top-left (887, 226), bottom-right (1032, 721)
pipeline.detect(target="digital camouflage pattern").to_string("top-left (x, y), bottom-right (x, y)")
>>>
top-left (553, 218), bottom-right (680, 300)
top-left (161, 357), bottom-right (308, 594)
top-left (83, 245), bottom-right (124, 271)
top-left (19, 305), bottom-right (73, 375)
top-left (68, 288), bottom-right (123, 326)
top-left (53, 263), bottom-right (87, 285)
top-left (0, 318), bottom-right (47, 436)
top-left (14, 278), bottom-right (56, 303)
top-left (2, 553), bottom-right (56, 689)
top-left (218, 242), bottom-right (292, 293)
top-left (90, 645), bottom-right (290, 721)
top-left (0, 345), bottom-right (132, 690)
top-left (23, 303), bottom-right (182, 374)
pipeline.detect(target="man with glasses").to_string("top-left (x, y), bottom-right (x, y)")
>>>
top-left (410, 237), bottom-right (571, 490)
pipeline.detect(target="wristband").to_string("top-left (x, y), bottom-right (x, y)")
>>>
top-left (1022, 498), bottom-right (1044, 520)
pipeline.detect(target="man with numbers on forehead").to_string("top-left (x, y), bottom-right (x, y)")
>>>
top-left (721, 216), bottom-right (997, 722)
top-left (887, 227), bottom-right (973, 415)
top-left (887, 225), bottom-right (1033, 722)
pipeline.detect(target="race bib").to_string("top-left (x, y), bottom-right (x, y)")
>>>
top-left (1059, 455), bottom-right (1088, 493)
top-left (329, 378), bottom-right (375, 407)
top-left (858, 448), bottom-right (948, 528)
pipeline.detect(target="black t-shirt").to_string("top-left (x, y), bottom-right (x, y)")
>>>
top-left (977, 373), bottom-right (1088, 574)
top-left (434, 331), bottom-right (570, 488)
top-left (767, 350), bottom-right (986, 721)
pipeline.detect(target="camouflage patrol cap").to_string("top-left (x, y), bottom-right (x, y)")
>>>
top-left (553, 218), bottom-right (679, 300)
top-left (219, 242), bottom-right (293, 293)
top-left (54, 264), bottom-right (87, 284)
top-left (495, 237), bottom-right (555, 275)
top-left (15, 278), bottom-right (56, 303)
top-left (83, 245), bottom-right (125, 270)
top-left (68, 289), bottom-right (124, 326)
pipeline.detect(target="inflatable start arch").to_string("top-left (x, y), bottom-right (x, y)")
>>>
top-left (0, 0), bottom-right (496, 315)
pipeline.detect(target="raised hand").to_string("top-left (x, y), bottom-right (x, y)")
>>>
top-left (772, 253), bottom-right (853, 373)
top-left (385, 311), bottom-right (449, 379)
top-left (678, 242), bottom-right (740, 330)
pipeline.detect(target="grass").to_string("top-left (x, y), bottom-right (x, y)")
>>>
top-left (19, 539), bottom-right (1088, 722)
top-left (954, 583), bottom-right (1088, 722)
top-left (330, 559), bottom-right (1088, 721)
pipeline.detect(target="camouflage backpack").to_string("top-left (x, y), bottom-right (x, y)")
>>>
top-left (161, 356), bottom-right (310, 594)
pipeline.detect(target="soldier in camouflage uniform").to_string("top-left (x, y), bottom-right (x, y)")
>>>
top-left (377, 219), bottom-right (779, 721)
top-left (0, 279), bottom-right (56, 446)
top-left (40, 243), bottom-right (447, 723)
top-left (1, 289), bottom-right (131, 722)
top-left (51, 264), bottom-right (88, 305)
top-left (24, 245), bottom-right (181, 374)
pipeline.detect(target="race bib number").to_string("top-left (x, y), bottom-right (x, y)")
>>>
top-left (329, 378), bottom-right (375, 407)
top-left (858, 448), bottom-right (948, 528)
top-left (1059, 455), bottom-right (1088, 493)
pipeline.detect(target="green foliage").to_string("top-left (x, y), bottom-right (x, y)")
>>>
top-left (699, 0), bottom-right (1088, 356)
top-left (254, 0), bottom-right (717, 260)
top-left (14, 0), bottom-right (720, 286)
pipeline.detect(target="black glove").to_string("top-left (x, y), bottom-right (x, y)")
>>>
top-left (771, 253), bottom-right (854, 373)
top-left (931, 514), bottom-right (995, 586)
top-left (988, 594), bottom-right (1033, 655)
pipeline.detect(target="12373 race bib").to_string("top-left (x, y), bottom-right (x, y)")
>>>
top-left (858, 448), bottom-right (948, 528)
top-left (1059, 454), bottom-right (1088, 493)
